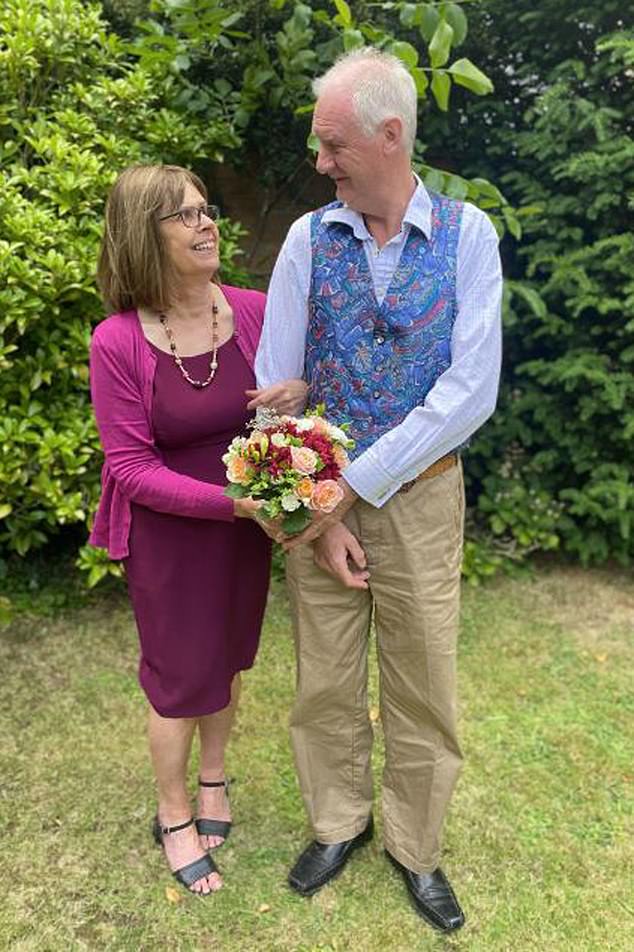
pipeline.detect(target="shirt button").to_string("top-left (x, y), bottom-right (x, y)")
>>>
top-left (375, 334), bottom-right (385, 345)
top-left (373, 390), bottom-right (381, 399)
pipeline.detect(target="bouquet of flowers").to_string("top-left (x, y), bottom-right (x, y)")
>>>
top-left (222, 406), bottom-right (355, 535)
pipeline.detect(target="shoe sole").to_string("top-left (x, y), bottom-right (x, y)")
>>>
top-left (289, 823), bottom-right (374, 897)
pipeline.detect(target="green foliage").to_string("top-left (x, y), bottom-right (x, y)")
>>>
top-left (457, 13), bottom-right (634, 568)
top-left (124, 0), bottom-right (515, 230)
top-left (0, 0), bottom-right (247, 560)
top-left (494, 38), bottom-right (634, 566)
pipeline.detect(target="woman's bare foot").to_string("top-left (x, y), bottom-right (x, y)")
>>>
top-left (197, 779), bottom-right (232, 850)
top-left (159, 817), bottom-right (222, 894)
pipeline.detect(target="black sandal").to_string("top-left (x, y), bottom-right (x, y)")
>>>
top-left (152, 815), bottom-right (219, 894)
top-left (195, 778), bottom-right (232, 844)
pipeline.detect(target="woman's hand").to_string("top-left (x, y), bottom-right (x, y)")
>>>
top-left (233, 497), bottom-right (262, 520)
top-left (245, 378), bottom-right (308, 416)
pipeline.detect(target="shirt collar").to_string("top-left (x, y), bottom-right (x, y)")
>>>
top-left (321, 173), bottom-right (432, 241)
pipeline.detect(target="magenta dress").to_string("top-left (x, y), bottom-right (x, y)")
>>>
top-left (124, 336), bottom-right (271, 718)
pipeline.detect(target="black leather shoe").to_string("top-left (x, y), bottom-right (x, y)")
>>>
top-left (288, 816), bottom-right (373, 896)
top-left (386, 851), bottom-right (465, 932)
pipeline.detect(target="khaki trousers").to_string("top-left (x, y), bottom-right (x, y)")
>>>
top-left (286, 462), bottom-right (465, 874)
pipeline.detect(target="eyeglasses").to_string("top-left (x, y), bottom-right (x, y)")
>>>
top-left (158, 203), bottom-right (220, 228)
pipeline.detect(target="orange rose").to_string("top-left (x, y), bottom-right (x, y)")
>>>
top-left (332, 445), bottom-right (350, 470)
top-left (290, 445), bottom-right (318, 475)
top-left (310, 416), bottom-right (330, 435)
top-left (310, 479), bottom-right (344, 513)
top-left (296, 477), bottom-right (314, 501)
top-left (227, 456), bottom-right (251, 484)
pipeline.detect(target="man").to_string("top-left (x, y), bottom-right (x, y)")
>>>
top-left (254, 47), bottom-right (502, 934)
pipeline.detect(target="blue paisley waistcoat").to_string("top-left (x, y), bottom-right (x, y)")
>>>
top-left (306, 192), bottom-right (464, 457)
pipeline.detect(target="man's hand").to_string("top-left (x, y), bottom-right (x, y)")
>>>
top-left (245, 379), bottom-right (308, 416)
top-left (313, 523), bottom-right (370, 590)
top-left (283, 479), bottom-right (358, 550)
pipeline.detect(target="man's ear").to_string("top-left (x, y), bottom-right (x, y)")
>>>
top-left (382, 117), bottom-right (403, 154)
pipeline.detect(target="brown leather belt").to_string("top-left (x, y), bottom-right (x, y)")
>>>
top-left (399, 454), bottom-right (458, 494)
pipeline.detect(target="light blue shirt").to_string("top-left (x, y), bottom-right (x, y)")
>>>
top-left (256, 179), bottom-right (503, 507)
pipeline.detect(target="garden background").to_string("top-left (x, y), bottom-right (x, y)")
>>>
top-left (0, 1), bottom-right (632, 949)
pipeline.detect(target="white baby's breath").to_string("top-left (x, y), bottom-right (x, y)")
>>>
top-left (295, 418), bottom-right (315, 431)
top-left (281, 493), bottom-right (301, 512)
top-left (328, 425), bottom-right (348, 443)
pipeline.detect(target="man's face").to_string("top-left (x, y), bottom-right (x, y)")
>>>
top-left (312, 86), bottom-right (384, 213)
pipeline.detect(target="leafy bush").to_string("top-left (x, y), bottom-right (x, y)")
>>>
top-left (475, 32), bottom-right (634, 566)
top-left (0, 0), bottom-right (246, 561)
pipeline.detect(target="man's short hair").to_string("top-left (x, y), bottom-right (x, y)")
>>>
top-left (312, 47), bottom-right (418, 155)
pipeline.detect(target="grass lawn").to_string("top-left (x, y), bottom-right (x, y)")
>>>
top-left (0, 564), bottom-right (632, 951)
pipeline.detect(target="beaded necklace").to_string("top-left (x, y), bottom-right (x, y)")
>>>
top-left (158, 301), bottom-right (219, 388)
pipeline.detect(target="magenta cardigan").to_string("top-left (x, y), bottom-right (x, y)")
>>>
top-left (89, 285), bottom-right (265, 560)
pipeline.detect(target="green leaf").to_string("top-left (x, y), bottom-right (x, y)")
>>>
top-left (342, 28), bottom-right (364, 51)
top-left (511, 284), bottom-right (547, 318)
top-left (224, 483), bottom-right (249, 499)
top-left (502, 205), bottom-right (522, 240)
top-left (448, 58), bottom-right (494, 96)
top-left (214, 78), bottom-right (232, 96)
top-left (389, 41), bottom-right (419, 69)
top-left (443, 3), bottom-right (468, 46)
top-left (423, 167), bottom-right (445, 192)
top-left (445, 173), bottom-right (469, 200)
top-left (333, 0), bottom-right (352, 28)
top-left (431, 70), bottom-right (451, 111)
top-left (0, 504), bottom-right (12, 519)
top-left (429, 19), bottom-right (454, 69)
top-left (419, 5), bottom-right (440, 43)
top-left (250, 68), bottom-right (275, 89)
top-left (307, 131), bottom-right (319, 153)
top-left (411, 67), bottom-right (429, 97)
top-left (282, 508), bottom-right (312, 535)
top-left (399, 4), bottom-right (419, 28)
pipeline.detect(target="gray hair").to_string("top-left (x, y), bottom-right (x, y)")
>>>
top-left (312, 47), bottom-right (418, 155)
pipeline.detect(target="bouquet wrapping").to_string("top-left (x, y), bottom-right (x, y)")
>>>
top-left (222, 406), bottom-right (355, 534)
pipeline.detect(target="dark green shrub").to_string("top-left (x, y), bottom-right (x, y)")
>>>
top-left (473, 32), bottom-right (634, 566)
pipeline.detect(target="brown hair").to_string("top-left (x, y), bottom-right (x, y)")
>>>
top-left (97, 164), bottom-right (208, 313)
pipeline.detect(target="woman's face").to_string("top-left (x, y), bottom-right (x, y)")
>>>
top-left (159, 182), bottom-right (220, 282)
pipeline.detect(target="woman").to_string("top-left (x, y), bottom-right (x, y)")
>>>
top-left (90, 164), bottom-right (305, 896)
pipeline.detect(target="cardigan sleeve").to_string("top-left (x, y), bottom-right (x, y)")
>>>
top-left (90, 325), bottom-right (235, 522)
